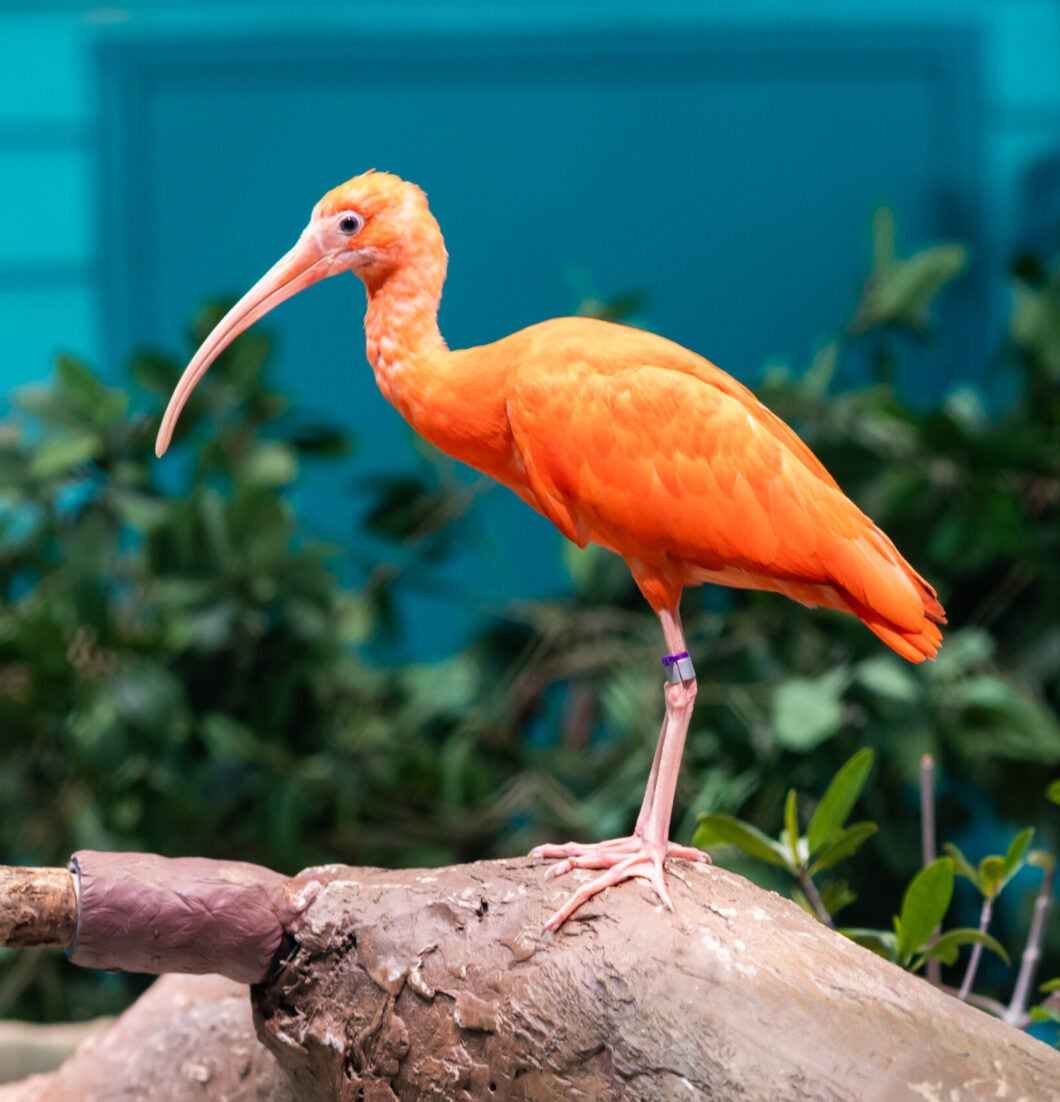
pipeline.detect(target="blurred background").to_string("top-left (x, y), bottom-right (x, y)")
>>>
top-left (0, 0), bottom-right (1058, 1044)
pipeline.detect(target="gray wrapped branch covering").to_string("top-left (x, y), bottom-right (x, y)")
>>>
top-left (67, 851), bottom-right (324, 984)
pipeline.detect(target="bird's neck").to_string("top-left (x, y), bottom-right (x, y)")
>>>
top-left (360, 257), bottom-right (519, 488)
top-left (363, 258), bottom-right (448, 412)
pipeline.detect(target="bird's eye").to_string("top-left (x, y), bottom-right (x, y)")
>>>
top-left (337, 213), bottom-right (364, 235)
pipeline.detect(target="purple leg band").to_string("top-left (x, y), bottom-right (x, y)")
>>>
top-left (661, 650), bottom-right (696, 683)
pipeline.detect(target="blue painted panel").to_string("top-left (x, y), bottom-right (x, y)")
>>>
top-left (0, 283), bottom-right (99, 396)
top-left (97, 26), bottom-right (985, 656)
top-left (0, 149), bottom-right (93, 265)
top-left (0, 15), bottom-right (88, 126)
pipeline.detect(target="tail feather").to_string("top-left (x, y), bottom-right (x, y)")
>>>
top-left (823, 522), bottom-right (947, 663)
top-left (842, 575), bottom-right (946, 663)
top-left (863, 613), bottom-right (944, 663)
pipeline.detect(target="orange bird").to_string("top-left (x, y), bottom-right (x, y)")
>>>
top-left (156, 171), bottom-right (945, 929)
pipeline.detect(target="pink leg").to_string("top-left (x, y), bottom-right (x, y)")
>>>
top-left (530, 608), bottom-right (709, 930)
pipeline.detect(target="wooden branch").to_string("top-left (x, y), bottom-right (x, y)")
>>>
top-left (2, 855), bottom-right (1058, 1100)
top-left (0, 867), bottom-right (76, 948)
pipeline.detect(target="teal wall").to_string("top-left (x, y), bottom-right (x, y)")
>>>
top-left (2, 1), bottom-right (1060, 654)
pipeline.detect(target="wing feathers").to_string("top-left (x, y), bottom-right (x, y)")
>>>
top-left (500, 317), bottom-right (944, 660)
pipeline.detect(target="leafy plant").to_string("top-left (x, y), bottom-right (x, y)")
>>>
top-left (694, 748), bottom-right (877, 924)
top-left (945, 830), bottom-right (1036, 998)
top-left (1031, 978), bottom-right (1060, 1044)
top-left (844, 857), bottom-right (1008, 973)
top-left (0, 312), bottom-right (506, 1019)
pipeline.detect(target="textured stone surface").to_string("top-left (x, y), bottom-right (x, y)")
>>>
top-left (257, 859), bottom-right (1060, 1101)
top-left (0, 973), bottom-right (293, 1102)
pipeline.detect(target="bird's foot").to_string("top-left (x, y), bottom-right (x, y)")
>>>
top-left (529, 835), bottom-right (709, 931)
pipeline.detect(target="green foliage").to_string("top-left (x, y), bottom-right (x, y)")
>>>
top-left (945, 829), bottom-right (1036, 902)
top-left (906, 864), bottom-right (1009, 972)
top-left (893, 858), bottom-right (955, 968)
top-left (1032, 978), bottom-right (1060, 1042)
top-left (771, 669), bottom-right (849, 751)
top-left (845, 857), bottom-right (1009, 974)
top-left (849, 209), bottom-right (970, 335)
top-left (695, 749), bottom-right (877, 922)
top-left (3, 212), bottom-right (1060, 1029)
top-left (0, 310), bottom-right (532, 1019)
top-left (1011, 256), bottom-right (1060, 378)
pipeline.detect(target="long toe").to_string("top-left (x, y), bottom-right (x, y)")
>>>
top-left (666, 842), bottom-right (711, 864)
top-left (542, 849), bottom-right (673, 931)
top-left (529, 837), bottom-right (642, 862)
top-left (531, 833), bottom-right (712, 929)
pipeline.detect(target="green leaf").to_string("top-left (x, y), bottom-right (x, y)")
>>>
top-left (819, 879), bottom-right (857, 917)
top-left (110, 489), bottom-right (171, 531)
top-left (28, 431), bottom-right (101, 477)
top-left (16, 382), bottom-right (80, 428)
top-left (944, 842), bottom-right (979, 888)
top-left (923, 928), bottom-right (1010, 968)
top-left (200, 713), bottom-right (256, 763)
top-left (854, 656), bottom-right (920, 703)
top-left (1041, 977), bottom-right (1060, 994)
top-left (1012, 274), bottom-right (1060, 377)
top-left (894, 858), bottom-right (954, 965)
top-left (289, 423), bottom-right (353, 457)
top-left (1028, 850), bottom-right (1056, 873)
top-left (978, 855), bottom-right (1008, 900)
top-left (692, 814), bottom-right (789, 868)
top-left (800, 340), bottom-right (839, 397)
top-left (130, 352), bottom-right (180, 395)
top-left (1047, 780), bottom-right (1060, 805)
top-left (1003, 827), bottom-right (1035, 878)
top-left (853, 228), bottom-right (969, 333)
top-left (360, 473), bottom-right (466, 544)
top-left (239, 442), bottom-right (298, 487)
top-left (772, 668), bottom-right (848, 751)
top-left (950, 674), bottom-right (1060, 766)
top-left (55, 355), bottom-right (128, 427)
top-left (807, 748), bottom-right (874, 854)
top-left (808, 821), bottom-right (878, 875)
top-left (928, 628), bottom-right (995, 681)
top-left (784, 788), bottom-right (801, 866)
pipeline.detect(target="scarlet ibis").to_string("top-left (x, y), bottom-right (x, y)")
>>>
top-left (157, 171), bottom-right (944, 929)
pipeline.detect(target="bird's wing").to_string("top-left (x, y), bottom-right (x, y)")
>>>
top-left (504, 319), bottom-right (930, 632)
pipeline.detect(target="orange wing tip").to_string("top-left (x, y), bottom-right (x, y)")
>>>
top-left (866, 616), bottom-right (944, 664)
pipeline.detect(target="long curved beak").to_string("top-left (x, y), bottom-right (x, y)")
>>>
top-left (155, 226), bottom-right (334, 457)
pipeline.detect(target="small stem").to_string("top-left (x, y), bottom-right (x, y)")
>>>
top-left (1005, 859), bottom-right (1054, 1026)
top-left (919, 755), bottom-right (937, 868)
top-left (958, 896), bottom-right (993, 1002)
top-left (919, 754), bottom-right (942, 987)
top-left (798, 869), bottom-right (834, 928)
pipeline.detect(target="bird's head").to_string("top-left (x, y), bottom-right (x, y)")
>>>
top-left (154, 170), bottom-right (443, 457)
top-left (312, 171), bottom-right (443, 288)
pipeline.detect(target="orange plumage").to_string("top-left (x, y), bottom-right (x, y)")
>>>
top-left (157, 170), bottom-right (945, 928)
